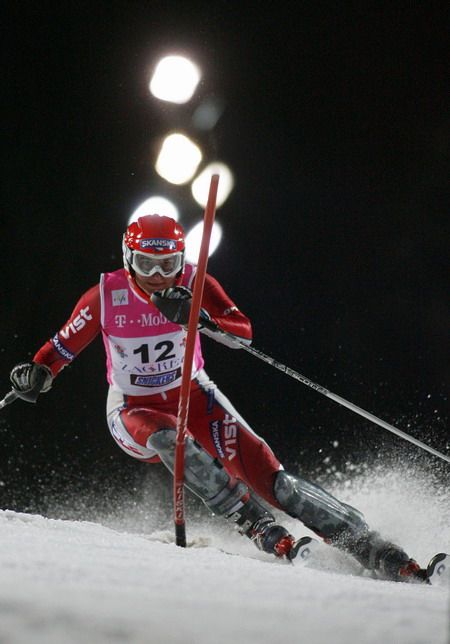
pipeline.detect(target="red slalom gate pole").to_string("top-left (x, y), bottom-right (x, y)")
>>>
top-left (174, 174), bottom-right (220, 547)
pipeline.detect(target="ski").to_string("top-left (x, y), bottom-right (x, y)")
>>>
top-left (426, 553), bottom-right (448, 587)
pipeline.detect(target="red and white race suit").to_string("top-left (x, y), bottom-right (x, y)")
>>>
top-left (34, 264), bottom-right (283, 506)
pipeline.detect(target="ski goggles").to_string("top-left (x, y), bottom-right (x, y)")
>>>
top-left (131, 250), bottom-right (183, 277)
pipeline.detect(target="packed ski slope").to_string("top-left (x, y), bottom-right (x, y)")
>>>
top-left (0, 465), bottom-right (448, 644)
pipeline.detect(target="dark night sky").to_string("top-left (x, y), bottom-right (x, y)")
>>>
top-left (1, 2), bottom-right (449, 512)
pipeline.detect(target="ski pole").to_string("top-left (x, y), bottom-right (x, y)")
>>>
top-left (0, 390), bottom-right (19, 410)
top-left (200, 321), bottom-right (450, 465)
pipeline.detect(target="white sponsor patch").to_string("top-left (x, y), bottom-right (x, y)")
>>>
top-left (60, 307), bottom-right (93, 339)
top-left (112, 289), bottom-right (128, 306)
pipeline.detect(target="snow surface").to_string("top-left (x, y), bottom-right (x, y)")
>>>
top-left (0, 465), bottom-right (449, 644)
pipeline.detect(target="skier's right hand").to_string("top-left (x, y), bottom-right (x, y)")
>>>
top-left (152, 286), bottom-right (193, 325)
top-left (151, 287), bottom-right (216, 329)
top-left (10, 362), bottom-right (53, 403)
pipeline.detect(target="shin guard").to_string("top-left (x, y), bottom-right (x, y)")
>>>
top-left (273, 470), bottom-right (367, 539)
top-left (148, 429), bottom-right (243, 509)
top-left (274, 470), bottom-right (416, 577)
top-left (147, 429), bottom-right (293, 555)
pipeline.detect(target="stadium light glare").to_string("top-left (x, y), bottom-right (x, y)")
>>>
top-left (191, 163), bottom-right (234, 208)
top-left (149, 56), bottom-right (201, 104)
top-left (155, 133), bottom-right (203, 185)
top-left (185, 221), bottom-right (223, 263)
top-left (191, 97), bottom-right (225, 130)
top-left (128, 196), bottom-right (179, 225)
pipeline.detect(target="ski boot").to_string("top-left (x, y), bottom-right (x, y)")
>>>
top-left (375, 549), bottom-right (450, 585)
top-left (248, 515), bottom-right (318, 561)
top-left (336, 528), bottom-right (428, 583)
top-left (227, 495), bottom-right (319, 563)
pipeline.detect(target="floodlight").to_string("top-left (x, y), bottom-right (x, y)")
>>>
top-left (150, 56), bottom-right (201, 104)
top-left (128, 196), bottom-right (179, 224)
top-left (155, 133), bottom-right (202, 185)
top-left (191, 163), bottom-right (234, 208)
top-left (185, 221), bottom-right (223, 263)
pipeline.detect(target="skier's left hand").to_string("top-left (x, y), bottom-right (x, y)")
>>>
top-left (10, 362), bottom-right (53, 403)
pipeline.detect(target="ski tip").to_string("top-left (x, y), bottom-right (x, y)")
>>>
top-left (426, 552), bottom-right (449, 587)
top-left (288, 536), bottom-right (321, 563)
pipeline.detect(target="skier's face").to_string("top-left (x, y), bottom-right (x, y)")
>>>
top-left (134, 271), bottom-right (176, 295)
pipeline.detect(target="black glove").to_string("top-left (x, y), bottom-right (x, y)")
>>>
top-left (10, 362), bottom-right (53, 403)
top-left (151, 287), bottom-right (218, 330)
top-left (152, 287), bottom-right (246, 349)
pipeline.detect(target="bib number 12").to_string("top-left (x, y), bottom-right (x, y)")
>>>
top-left (133, 341), bottom-right (176, 363)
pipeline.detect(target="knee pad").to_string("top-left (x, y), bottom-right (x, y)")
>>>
top-left (274, 471), bottom-right (367, 539)
top-left (147, 427), bottom-right (176, 455)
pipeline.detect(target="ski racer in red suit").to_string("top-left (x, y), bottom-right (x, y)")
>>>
top-left (9, 214), bottom-right (428, 582)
